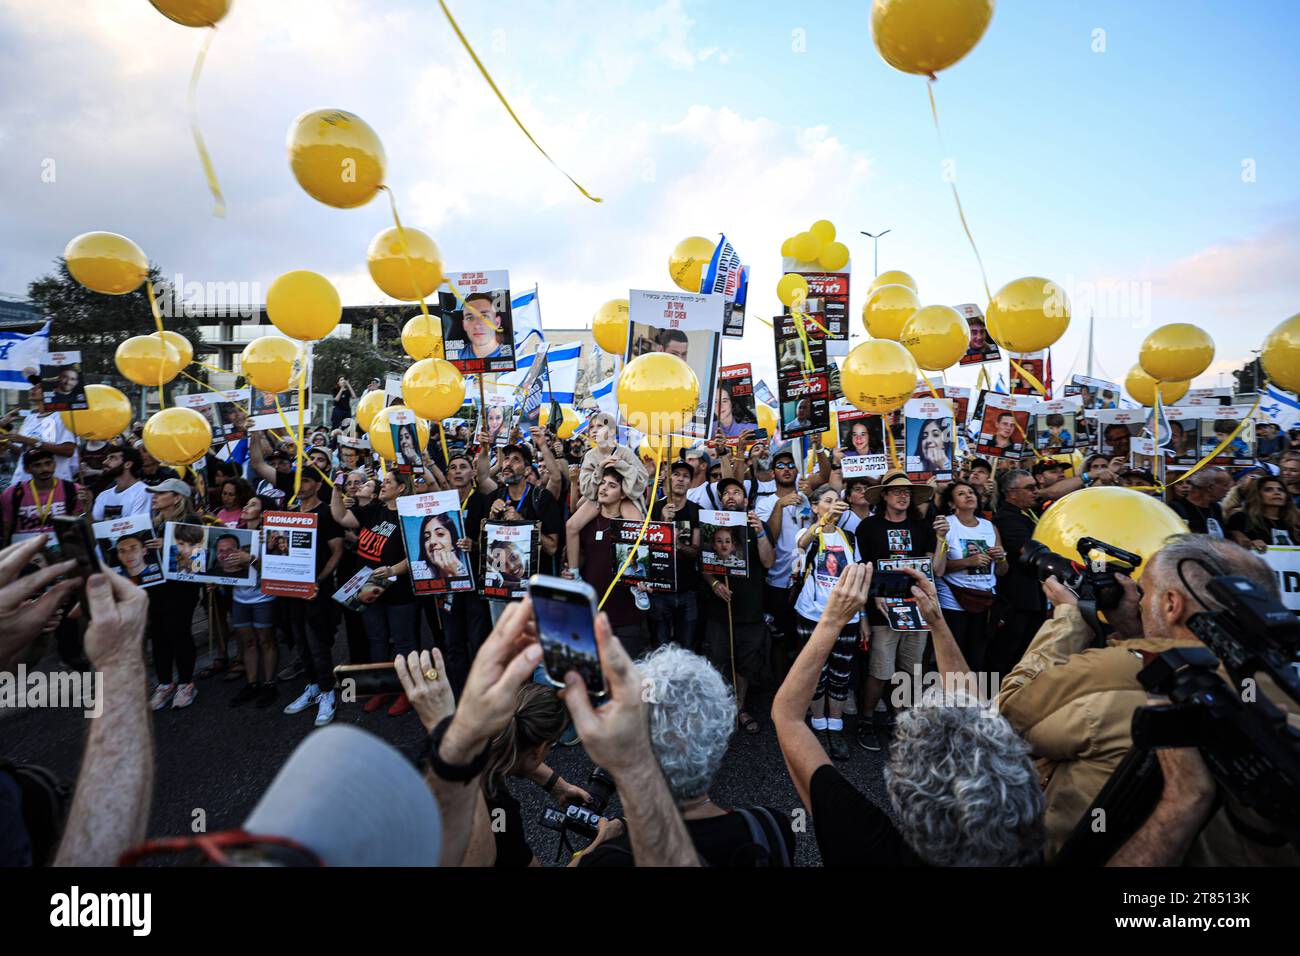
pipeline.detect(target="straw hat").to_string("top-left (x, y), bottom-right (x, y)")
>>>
top-left (863, 470), bottom-right (934, 506)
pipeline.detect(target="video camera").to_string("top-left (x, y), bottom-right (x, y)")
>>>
top-left (1020, 535), bottom-right (1143, 639)
top-left (537, 767), bottom-right (616, 862)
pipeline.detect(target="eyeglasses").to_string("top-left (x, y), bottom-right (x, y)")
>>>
top-left (774, 462), bottom-right (797, 470)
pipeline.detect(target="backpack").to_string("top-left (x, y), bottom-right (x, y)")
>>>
top-left (0, 758), bottom-right (72, 866)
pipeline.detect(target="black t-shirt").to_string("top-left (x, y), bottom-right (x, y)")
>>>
top-left (487, 788), bottom-right (534, 868)
top-left (298, 501), bottom-right (344, 580)
top-left (855, 514), bottom-right (937, 626)
top-left (349, 501), bottom-right (412, 604)
top-left (272, 468), bottom-right (333, 504)
top-left (580, 806), bottom-right (796, 867)
top-left (580, 516), bottom-right (637, 629)
top-left (1226, 510), bottom-right (1294, 546)
top-left (650, 496), bottom-right (700, 595)
top-left (810, 764), bottom-right (922, 866)
top-left (140, 466), bottom-right (180, 488)
top-left (1170, 498), bottom-right (1226, 537)
top-left (699, 523), bottom-right (766, 626)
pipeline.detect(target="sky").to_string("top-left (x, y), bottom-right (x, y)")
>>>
top-left (1, 0), bottom-right (1297, 396)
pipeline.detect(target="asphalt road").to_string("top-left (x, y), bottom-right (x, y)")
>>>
top-left (2, 606), bottom-right (896, 867)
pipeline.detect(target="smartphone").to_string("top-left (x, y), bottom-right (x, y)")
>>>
top-left (52, 514), bottom-right (100, 620)
top-left (333, 663), bottom-right (404, 698)
top-left (868, 569), bottom-right (916, 599)
top-left (527, 574), bottom-right (606, 697)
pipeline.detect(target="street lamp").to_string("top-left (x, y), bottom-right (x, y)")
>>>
top-left (859, 229), bottom-right (891, 278)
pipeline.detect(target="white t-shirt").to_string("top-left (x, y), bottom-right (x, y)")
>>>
top-left (686, 478), bottom-right (775, 510)
top-left (755, 487), bottom-right (811, 588)
top-left (8, 412), bottom-right (79, 485)
top-left (92, 480), bottom-right (152, 522)
top-left (794, 527), bottom-right (860, 623)
top-left (936, 516), bottom-right (998, 612)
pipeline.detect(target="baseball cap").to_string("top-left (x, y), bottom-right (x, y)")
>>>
top-left (715, 476), bottom-right (746, 499)
top-left (145, 478), bottom-right (193, 497)
top-left (669, 459), bottom-right (694, 476)
top-left (501, 443), bottom-right (533, 466)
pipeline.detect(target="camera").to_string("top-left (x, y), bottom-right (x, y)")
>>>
top-left (537, 767), bottom-right (616, 860)
top-left (1021, 536), bottom-right (1143, 639)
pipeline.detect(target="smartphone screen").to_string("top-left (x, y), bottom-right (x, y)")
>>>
top-left (869, 570), bottom-right (914, 599)
top-left (528, 576), bottom-right (606, 697)
top-left (52, 515), bottom-right (99, 621)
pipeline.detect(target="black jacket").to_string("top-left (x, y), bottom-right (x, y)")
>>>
top-left (991, 502), bottom-right (1047, 614)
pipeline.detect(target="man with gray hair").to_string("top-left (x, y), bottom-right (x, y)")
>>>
top-left (999, 533), bottom-right (1299, 864)
top-left (990, 468), bottom-right (1048, 679)
top-left (1168, 464), bottom-right (1232, 537)
top-left (577, 644), bottom-right (795, 866)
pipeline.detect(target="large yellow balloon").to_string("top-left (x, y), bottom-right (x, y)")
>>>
top-left (116, 336), bottom-right (181, 387)
top-left (148, 0), bottom-right (230, 27)
top-left (402, 358), bottom-right (465, 421)
top-left (64, 232), bottom-right (149, 296)
top-left (668, 236), bottom-right (715, 293)
top-left (287, 109), bottom-right (386, 209)
top-left (154, 330), bottom-right (194, 369)
top-left (1260, 314), bottom-right (1300, 393)
top-left (790, 232), bottom-right (820, 263)
top-left (401, 315), bottom-right (443, 361)
top-left (369, 407), bottom-right (431, 462)
top-left (62, 385), bottom-right (131, 441)
top-left (777, 273), bottom-right (809, 308)
top-left (143, 407), bottom-right (212, 466)
top-left (868, 270), bottom-right (918, 296)
top-left (840, 340), bottom-right (918, 414)
top-left (871, 0), bottom-right (995, 76)
top-left (986, 276), bottom-right (1071, 353)
top-left (780, 237), bottom-right (797, 258)
top-left (240, 336), bottom-right (300, 393)
top-left (862, 284), bottom-right (922, 340)
top-left (266, 270), bottom-right (342, 342)
top-left (810, 220), bottom-right (837, 244)
top-left (1033, 486), bottom-right (1188, 580)
top-left (899, 305), bottom-right (970, 371)
top-left (540, 404), bottom-right (581, 440)
top-left (756, 402), bottom-right (778, 437)
top-left (819, 241), bottom-right (850, 272)
top-left (1125, 365), bottom-right (1189, 407)
top-left (354, 388), bottom-right (387, 434)
top-left (592, 299), bottom-right (630, 355)
top-left (367, 227), bottom-right (443, 302)
top-left (617, 353), bottom-right (699, 438)
top-left (1139, 324), bottom-right (1215, 383)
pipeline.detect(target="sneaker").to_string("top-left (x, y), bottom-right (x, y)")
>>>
top-left (827, 730), bottom-right (851, 761)
top-left (283, 684), bottom-right (322, 715)
top-left (843, 695), bottom-right (858, 716)
top-left (149, 683), bottom-right (176, 712)
top-left (229, 683), bottom-right (262, 708)
top-left (254, 683), bottom-right (279, 709)
top-left (386, 693), bottom-right (412, 717)
top-left (857, 724), bottom-right (881, 752)
top-left (363, 694), bottom-right (392, 714)
top-left (171, 683), bottom-right (198, 710)
top-left (277, 656), bottom-right (305, 683)
top-left (315, 690), bottom-right (337, 727)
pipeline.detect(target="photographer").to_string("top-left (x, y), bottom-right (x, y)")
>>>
top-left (997, 534), bottom-right (1299, 864)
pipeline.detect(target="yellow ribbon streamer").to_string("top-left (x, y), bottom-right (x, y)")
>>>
top-left (1009, 358), bottom-right (1048, 397)
top-left (885, 423), bottom-right (900, 471)
top-left (927, 81), bottom-right (991, 303)
top-left (188, 27), bottom-right (226, 218)
top-left (437, 0), bottom-right (602, 203)
top-left (598, 443), bottom-right (662, 610)
top-left (144, 280), bottom-right (168, 409)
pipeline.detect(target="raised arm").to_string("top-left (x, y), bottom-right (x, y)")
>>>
top-left (330, 487), bottom-right (360, 530)
top-left (248, 431), bottom-right (278, 486)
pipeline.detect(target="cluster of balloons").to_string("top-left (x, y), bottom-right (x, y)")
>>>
top-left (861, 270), bottom-right (920, 339)
top-left (779, 220), bottom-right (850, 272)
top-left (1121, 323), bottom-right (1215, 407)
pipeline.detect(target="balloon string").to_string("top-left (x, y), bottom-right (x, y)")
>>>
top-left (294, 351), bottom-right (307, 506)
top-left (379, 186), bottom-right (444, 358)
top-left (884, 422), bottom-right (900, 471)
top-left (438, 420), bottom-right (450, 474)
top-left (598, 443), bottom-right (662, 610)
top-left (437, 0), bottom-right (602, 203)
top-left (188, 26), bottom-right (226, 218)
top-left (145, 280), bottom-right (168, 409)
top-left (927, 80), bottom-right (992, 303)
top-left (1009, 358), bottom-right (1048, 396)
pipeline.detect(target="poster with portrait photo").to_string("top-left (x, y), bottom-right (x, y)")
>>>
top-left (399, 490), bottom-right (473, 596)
top-left (974, 391), bottom-right (1036, 460)
top-left (877, 557), bottom-right (934, 631)
top-left (699, 509), bottom-right (748, 578)
top-left (1009, 351), bottom-right (1048, 396)
top-left (1159, 406), bottom-right (1202, 467)
top-left (93, 513), bottom-right (164, 588)
top-left (388, 407), bottom-right (423, 476)
top-left (627, 289), bottom-right (724, 439)
top-left (613, 519), bottom-right (676, 592)
top-left (260, 511), bottom-right (318, 598)
top-left (332, 566), bottom-right (395, 612)
top-left (39, 351), bottom-right (87, 412)
top-left (1201, 405), bottom-right (1256, 466)
top-left (162, 522), bottom-right (258, 586)
top-left (773, 312), bottom-right (831, 439)
top-left (247, 386), bottom-right (305, 433)
top-left (1095, 409), bottom-right (1145, 461)
top-left (943, 386), bottom-right (971, 431)
top-left (903, 398), bottom-right (955, 482)
top-left (1031, 397), bottom-right (1083, 454)
top-left (837, 409), bottom-right (882, 457)
top-left (178, 388), bottom-right (250, 444)
top-left (480, 520), bottom-right (538, 600)
top-left (439, 270), bottom-right (515, 375)
top-left (1175, 387), bottom-right (1234, 407)
top-left (483, 393), bottom-right (515, 447)
top-left (787, 271), bottom-right (851, 356)
top-left (716, 363), bottom-right (759, 446)
top-left (956, 304), bottom-right (1001, 367)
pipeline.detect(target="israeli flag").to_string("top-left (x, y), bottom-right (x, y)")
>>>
top-left (1260, 382), bottom-right (1300, 432)
top-left (591, 372), bottom-right (618, 421)
top-left (511, 285), bottom-right (544, 350)
top-left (994, 372), bottom-right (1008, 394)
top-left (498, 342), bottom-right (582, 404)
top-left (0, 322), bottom-right (51, 388)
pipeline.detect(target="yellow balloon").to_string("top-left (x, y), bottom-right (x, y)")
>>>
top-left (64, 232), bottom-right (149, 296)
top-left (402, 358), bottom-right (465, 421)
top-left (367, 227), bottom-right (443, 302)
top-left (1033, 486), bottom-right (1188, 580)
top-left (1125, 365), bottom-right (1189, 407)
top-left (617, 353), bottom-right (700, 438)
top-left (840, 340), bottom-right (918, 414)
top-left (1260, 314), bottom-right (1300, 393)
top-left (986, 276), bottom-right (1071, 353)
top-left (1139, 324), bottom-right (1215, 383)
top-left (555, 405), bottom-right (581, 440)
top-left (143, 407), bottom-right (212, 466)
top-left (899, 305), bottom-right (970, 371)
top-left (871, 0), bottom-right (995, 76)
top-left (868, 270), bottom-right (918, 296)
top-left (810, 220), bottom-right (836, 244)
top-left (62, 385), bottom-right (131, 441)
top-left (266, 270), bottom-right (342, 342)
top-left (240, 336), bottom-right (300, 393)
top-left (354, 388), bottom-right (387, 434)
top-left (153, 330), bottom-right (194, 369)
top-left (820, 411), bottom-right (838, 450)
top-left (668, 236), bottom-right (716, 293)
top-left (369, 406), bottom-right (430, 462)
top-left (148, 0), bottom-right (230, 27)
top-left (592, 299), bottom-right (630, 355)
top-left (115, 336), bottom-right (181, 386)
top-left (862, 284), bottom-right (921, 340)
top-left (287, 109), bottom-right (386, 209)
top-left (780, 237), bottom-right (797, 258)
top-left (819, 241), bottom-right (850, 272)
top-left (790, 231), bottom-right (819, 263)
top-left (777, 273), bottom-right (809, 308)
top-left (756, 402), bottom-right (777, 437)
top-left (401, 315), bottom-right (443, 361)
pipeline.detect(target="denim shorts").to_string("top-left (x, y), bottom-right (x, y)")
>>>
top-left (230, 599), bottom-right (276, 630)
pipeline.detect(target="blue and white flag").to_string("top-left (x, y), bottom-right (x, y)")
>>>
top-left (511, 285), bottom-right (543, 350)
top-left (498, 341), bottom-right (582, 404)
top-left (0, 322), bottom-right (51, 389)
top-left (754, 379), bottom-right (777, 408)
top-left (701, 235), bottom-right (748, 337)
top-left (591, 372), bottom-right (618, 421)
top-left (1260, 382), bottom-right (1300, 432)
top-left (993, 372), bottom-right (1008, 394)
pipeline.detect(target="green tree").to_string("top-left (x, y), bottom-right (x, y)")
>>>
top-left (311, 305), bottom-right (421, 393)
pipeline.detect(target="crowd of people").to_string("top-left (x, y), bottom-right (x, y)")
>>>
top-left (1, 375), bottom-right (1297, 868)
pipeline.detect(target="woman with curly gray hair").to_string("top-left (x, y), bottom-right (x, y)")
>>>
top-left (577, 645), bottom-right (795, 867)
